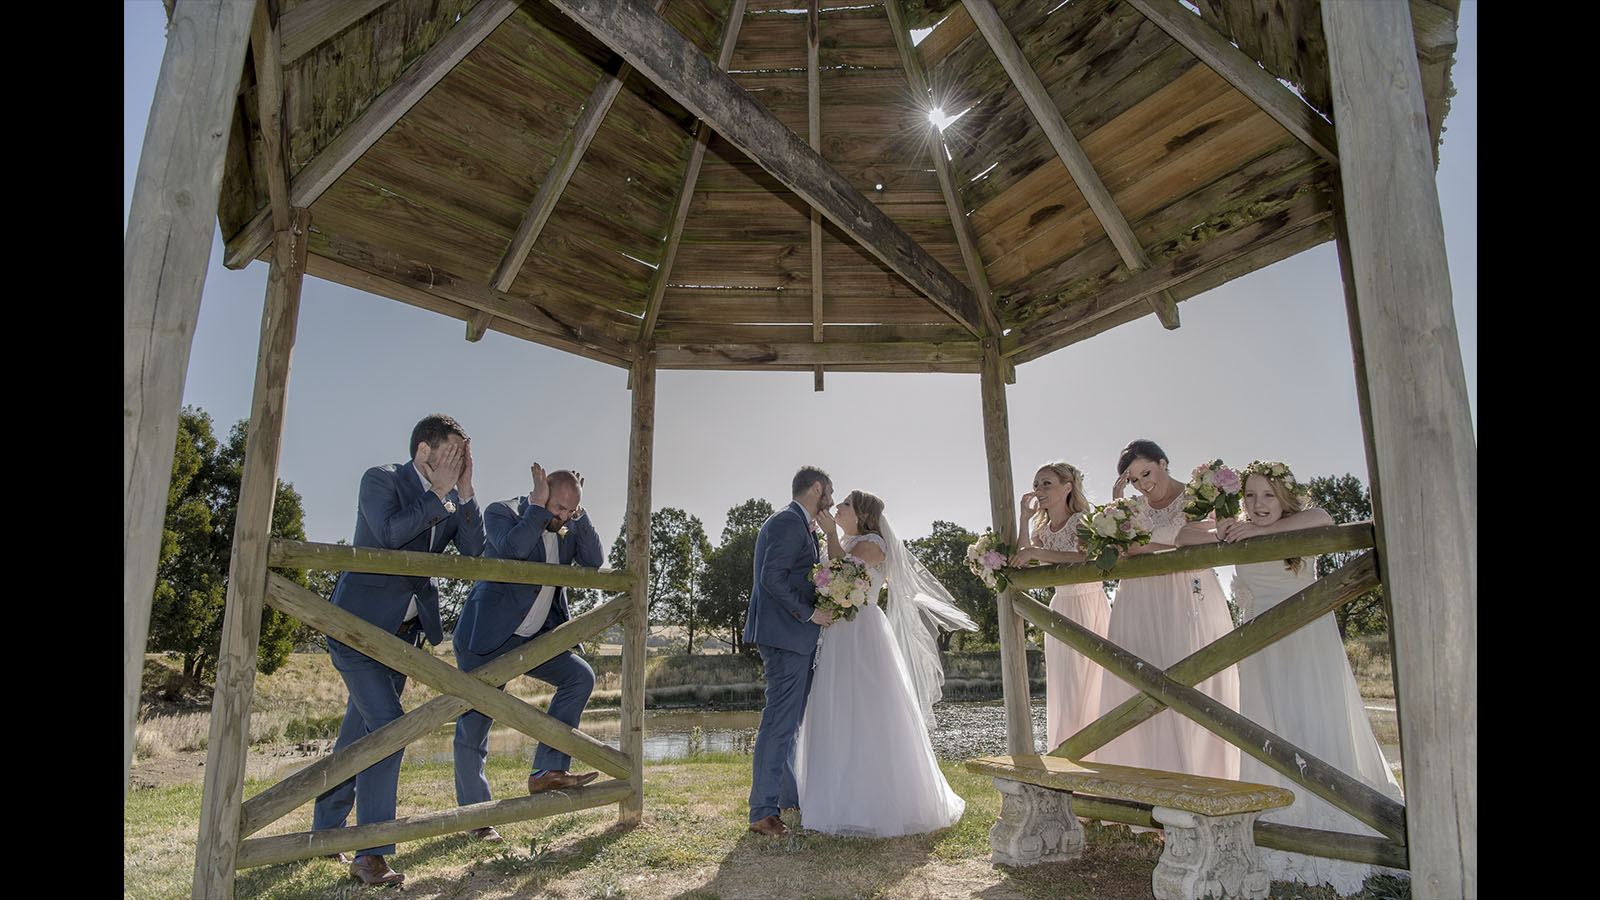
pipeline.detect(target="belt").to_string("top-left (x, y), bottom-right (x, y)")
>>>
top-left (397, 617), bottom-right (421, 634)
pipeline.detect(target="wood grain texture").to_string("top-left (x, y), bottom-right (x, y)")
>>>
top-left (1324, 0), bottom-right (1475, 891)
top-left (619, 352), bottom-right (656, 824)
top-left (125, 0), bottom-right (257, 809)
top-left (192, 207), bottom-right (309, 897)
top-left (980, 343), bottom-right (1032, 754)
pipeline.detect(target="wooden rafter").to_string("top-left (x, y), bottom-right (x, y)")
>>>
top-left (546, 0), bottom-right (986, 337)
top-left (493, 0), bottom-right (671, 299)
top-left (278, 0), bottom-right (391, 62)
top-left (249, 0), bottom-right (292, 232)
top-left (637, 0), bottom-right (749, 342)
top-left (304, 232), bottom-right (640, 365)
top-left (1004, 188), bottom-right (1332, 359)
top-left (223, 0), bottom-right (521, 269)
top-left (1126, 0), bottom-right (1339, 165)
top-left (886, 0), bottom-right (1003, 339)
top-left (962, 0), bottom-right (1180, 330)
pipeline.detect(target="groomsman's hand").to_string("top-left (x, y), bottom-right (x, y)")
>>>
top-left (530, 462), bottom-right (550, 508)
top-left (456, 439), bottom-right (475, 500)
top-left (428, 442), bottom-right (465, 499)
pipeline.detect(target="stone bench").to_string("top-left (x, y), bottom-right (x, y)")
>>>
top-left (965, 754), bottom-right (1294, 900)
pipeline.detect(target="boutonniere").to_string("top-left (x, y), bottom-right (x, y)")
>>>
top-left (558, 526), bottom-right (569, 539)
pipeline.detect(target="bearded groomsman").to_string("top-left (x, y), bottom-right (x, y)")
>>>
top-left (450, 464), bottom-right (605, 843)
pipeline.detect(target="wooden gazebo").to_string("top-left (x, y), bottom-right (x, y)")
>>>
top-left (123, 1), bottom-right (1474, 897)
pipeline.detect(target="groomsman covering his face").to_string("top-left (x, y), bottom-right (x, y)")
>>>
top-left (312, 414), bottom-right (487, 887)
top-left (450, 464), bottom-right (605, 842)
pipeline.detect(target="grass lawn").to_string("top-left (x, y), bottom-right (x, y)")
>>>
top-left (126, 749), bottom-right (1407, 900)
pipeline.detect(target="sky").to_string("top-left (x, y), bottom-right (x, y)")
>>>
top-left (124, 1), bottom-right (1476, 571)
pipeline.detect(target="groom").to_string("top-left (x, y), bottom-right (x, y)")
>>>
top-left (745, 466), bottom-right (835, 836)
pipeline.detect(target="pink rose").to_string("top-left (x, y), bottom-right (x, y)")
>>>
top-left (981, 549), bottom-right (1005, 570)
top-left (1215, 468), bottom-right (1241, 493)
top-left (813, 569), bottom-right (832, 588)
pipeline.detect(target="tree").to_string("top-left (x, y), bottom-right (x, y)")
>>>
top-left (1307, 473), bottom-right (1388, 638)
top-left (699, 498), bottom-right (775, 655)
top-left (906, 521), bottom-right (998, 650)
top-left (149, 408), bottom-right (309, 681)
top-left (609, 508), bottom-right (712, 651)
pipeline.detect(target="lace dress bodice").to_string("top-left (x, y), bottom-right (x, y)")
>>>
top-left (1136, 491), bottom-right (1191, 545)
top-left (842, 533), bottom-right (888, 605)
top-left (1031, 511), bottom-right (1087, 553)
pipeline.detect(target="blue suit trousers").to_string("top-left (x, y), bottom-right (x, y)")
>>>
top-left (453, 634), bottom-right (596, 806)
top-left (311, 626), bottom-right (424, 857)
top-left (748, 643), bottom-right (816, 822)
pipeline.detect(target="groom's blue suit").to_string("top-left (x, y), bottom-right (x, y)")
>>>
top-left (312, 459), bottom-right (485, 858)
top-left (744, 500), bottom-right (823, 823)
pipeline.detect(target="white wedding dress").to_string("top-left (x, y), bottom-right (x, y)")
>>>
top-left (795, 532), bottom-right (967, 837)
top-left (1234, 558), bottom-right (1407, 895)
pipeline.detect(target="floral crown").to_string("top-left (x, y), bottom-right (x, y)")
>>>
top-left (1241, 460), bottom-right (1309, 497)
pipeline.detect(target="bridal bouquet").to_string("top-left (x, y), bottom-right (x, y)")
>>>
top-left (965, 529), bottom-right (1017, 592)
top-left (1076, 498), bottom-right (1152, 573)
top-left (809, 555), bottom-right (871, 622)
top-left (1182, 459), bottom-right (1243, 521)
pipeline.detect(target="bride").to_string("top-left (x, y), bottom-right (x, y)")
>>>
top-left (794, 490), bottom-right (976, 837)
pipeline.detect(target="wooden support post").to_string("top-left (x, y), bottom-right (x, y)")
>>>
top-left (619, 351), bottom-right (656, 824)
top-left (807, 0), bottom-right (824, 391)
top-left (1323, 1), bottom-right (1475, 892)
top-left (979, 342), bottom-right (1031, 754)
top-left (192, 207), bottom-right (311, 898)
top-left (123, 0), bottom-right (256, 799)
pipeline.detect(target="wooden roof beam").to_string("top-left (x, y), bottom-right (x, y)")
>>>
top-left (223, 0), bottom-right (521, 269)
top-left (638, 0), bottom-right (749, 343)
top-left (962, 0), bottom-right (1179, 330)
top-left (1005, 189), bottom-right (1333, 360)
top-left (492, 0), bottom-right (671, 296)
top-left (546, 0), bottom-right (986, 338)
top-left (1125, 0), bottom-right (1339, 166)
top-left (886, 0), bottom-right (1004, 340)
top-left (249, 0), bottom-right (292, 233)
top-left (278, 0), bottom-right (390, 63)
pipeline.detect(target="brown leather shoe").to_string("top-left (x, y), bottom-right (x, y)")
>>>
top-left (748, 814), bottom-right (791, 837)
top-left (467, 825), bottom-right (504, 843)
top-left (527, 769), bottom-right (600, 794)
top-left (349, 854), bottom-right (405, 887)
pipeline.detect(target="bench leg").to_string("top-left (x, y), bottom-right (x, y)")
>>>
top-left (987, 778), bottom-right (1085, 867)
top-left (1150, 807), bottom-right (1271, 900)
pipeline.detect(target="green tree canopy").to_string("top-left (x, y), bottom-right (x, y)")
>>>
top-left (149, 408), bottom-right (308, 681)
top-left (610, 508), bottom-right (712, 652)
top-left (1307, 473), bottom-right (1387, 637)
top-left (699, 498), bottom-right (775, 656)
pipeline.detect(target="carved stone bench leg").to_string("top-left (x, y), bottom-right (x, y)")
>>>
top-left (1150, 806), bottom-right (1271, 900)
top-left (987, 778), bottom-right (1085, 866)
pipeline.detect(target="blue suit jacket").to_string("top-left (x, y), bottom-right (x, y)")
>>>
top-left (453, 496), bottom-right (605, 657)
top-left (742, 500), bottom-right (822, 655)
top-left (328, 460), bottom-right (485, 652)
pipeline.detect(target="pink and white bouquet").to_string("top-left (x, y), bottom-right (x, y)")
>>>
top-left (1075, 498), bottom-right (1153, 573)
top-left (965, 529), bottom-right (1017, 592)
top-left (809, 554), bottom-right (871, 622)
top-left (1182, 459), bottom-right (1243, 521)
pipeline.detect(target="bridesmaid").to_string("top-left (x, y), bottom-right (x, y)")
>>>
top-left (1093, 439), bottom-right (1240, 780)
top-left (1178, 462), bottom-right (1405, 894)
top-left (1008, 461), bottom-right (1111, 752)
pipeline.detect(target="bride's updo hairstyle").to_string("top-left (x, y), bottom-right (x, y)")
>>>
top-left (846, 490), bottom-right (886, 538)
top-left (1116, 439), bottom-right (1169, 475)
top-left (1031, 461), bottom-right (1091, 533)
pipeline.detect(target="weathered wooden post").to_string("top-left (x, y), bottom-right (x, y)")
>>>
top-left (191, 208), bottom-right (311, 897)
top-left (619, 350), bottom-right (656, 825)
top-left (123, 0), bottom-right (256, 799)
top-left (1322, 2), bottom-right (1476, 895)
top-left (980, 342), bottom-right (1032, 754)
